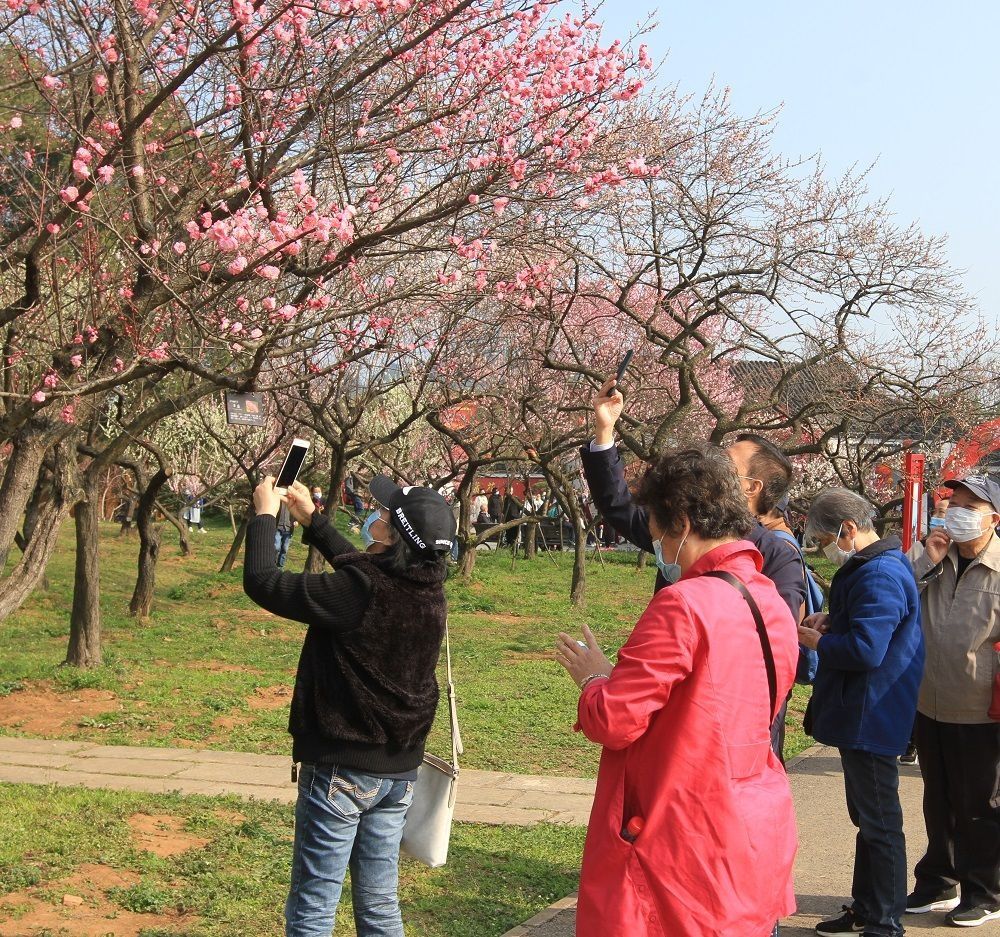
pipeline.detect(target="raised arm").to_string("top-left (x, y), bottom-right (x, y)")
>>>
top-left (578, 377), bottom-right (655, 554)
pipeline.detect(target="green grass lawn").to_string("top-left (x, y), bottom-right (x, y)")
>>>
top-left (0, 783), bottom-right (584, 937)
top-left (0, 513), bottom-right (818, 774)
top-left (0, 515), bottom-right (826, 936)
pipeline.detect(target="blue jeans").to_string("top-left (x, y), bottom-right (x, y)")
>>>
top-left (286, 763), bottom-right (414, 937)
top-left (275, 529), bottom-right (292, 568)
top-left (840, 748), bottom-right (906, 937)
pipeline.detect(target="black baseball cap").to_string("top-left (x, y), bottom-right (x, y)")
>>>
top-left (943, 474), bottom-right (1000, 513)
top-left (369, 475), bottom-right (456, 554)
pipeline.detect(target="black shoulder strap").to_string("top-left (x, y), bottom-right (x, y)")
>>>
top-left (703, 570), bottom-right (779, 723)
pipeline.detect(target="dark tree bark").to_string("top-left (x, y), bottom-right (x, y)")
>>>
top-left (67, 473), bottom-right (102, 667)
top-left (155, 499), bottom-right (191, 556)
top-left (129, 467), bottom-right (172, 619)
top-left (220, 508), bottom-right (250, 573)
top-left (0, 440), bottom-right (80, 619)
top-left (306, 445), bottom-right (349, 573)
top-left (541, 462), bottom-right (587, 608)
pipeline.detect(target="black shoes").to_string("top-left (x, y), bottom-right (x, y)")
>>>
top-left (815, 905), bottom-right (865, 935)
top-left (905, 886), bottom-right (961, 914)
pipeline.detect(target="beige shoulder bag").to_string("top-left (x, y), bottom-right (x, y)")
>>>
top-left (400, 618), bottom-right (462, 868)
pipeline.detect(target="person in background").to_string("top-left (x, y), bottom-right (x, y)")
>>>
top-left (799, 489), bottom-right (923, 937)
top-left (472, 488), bottom-right (489, 524)
top-left (556, 445), bottom-right (798, 937)
top-left (898, 495), bottom-right (950, 766)
top-left (244, 475), bottom-right (455, 937)
top-left (310, 486), bottom-right (325, 514)
top-left (185, 496), bottom-right (206, 532)
top-left (580, 376), bottom-right (806, 760)
top-left (905, 475), bottom-right (1000, 928)
top-left (487, 486), bottom-right (502, 524)
top-left (275, 502), bottom-right (295, 569)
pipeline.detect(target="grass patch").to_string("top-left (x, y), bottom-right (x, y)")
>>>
top-left (0, 783), bottom-right (584, 937)
top-left (1, 513), bottom-right (817, 773)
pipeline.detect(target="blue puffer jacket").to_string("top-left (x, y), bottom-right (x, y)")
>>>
top-left (808, 536), bottom-right (924, 756)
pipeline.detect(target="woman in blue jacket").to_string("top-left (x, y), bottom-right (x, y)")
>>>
top-left (798, 488), bottom-right (924, 937)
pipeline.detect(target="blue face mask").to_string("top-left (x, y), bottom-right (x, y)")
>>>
top-left (361, 511), bottom-right (383, 548)
top-left (928, 516), bottom-right (947, 530)
top-left (652, 533), bottom-right (687, 584)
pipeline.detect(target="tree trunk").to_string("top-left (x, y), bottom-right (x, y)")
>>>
top-left (0, 440), bottom-right (80, 619)
top-left (0, 428), bottom-right (54, 567)
top-left (220, 510), bottom-right (250, 573)
top-left (228, 502), bottom-right (237, 534)
top-left (637, 550), bottom-right (648, 570)
top-left (455, 466), bottom-right (478, 581)
top-left (524, 522), bottom-right (537, 559)
top-left (307, 446), bottom-right (349, 573)
top-left (67, 474), bottom-right (103, 667)
top-left (155, 499), bottom-right (191, 556)
top-left (541, 462), bottom-right (587, 608)
top-left (129, 468), bottom-right (171, 619)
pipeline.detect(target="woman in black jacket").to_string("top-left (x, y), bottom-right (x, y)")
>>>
top-left (244, 474), bottom-right (455, 937)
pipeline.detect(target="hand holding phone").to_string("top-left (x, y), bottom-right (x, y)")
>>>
top-left (614, 349), bottom-right (634, 389)
top-left (275, 438), bottom-right (310, 493)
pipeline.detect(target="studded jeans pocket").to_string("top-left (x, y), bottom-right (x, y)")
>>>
top-left (326, 768), bottom-right (383, 820)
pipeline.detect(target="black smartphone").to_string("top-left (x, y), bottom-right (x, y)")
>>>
top-left (614, 350), bottom-right (634, 387)
top-left (275, 438), bottom-right (310, 492)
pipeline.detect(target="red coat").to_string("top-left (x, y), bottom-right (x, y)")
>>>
top-left (575, 541), bottom-right (798, 937)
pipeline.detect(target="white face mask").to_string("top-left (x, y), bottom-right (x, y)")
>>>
top-left (822, 524), bottom-right (855, 568)
top-left (944, 506), bottom-right (991, 543)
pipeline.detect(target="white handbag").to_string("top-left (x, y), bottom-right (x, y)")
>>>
top-left (400, 619), bottom-right (463, 868)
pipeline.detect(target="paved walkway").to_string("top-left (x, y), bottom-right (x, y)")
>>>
top-left (0, 737), bottom-right (959, 936)
top-left (0, 735), bottom-right (594, 826)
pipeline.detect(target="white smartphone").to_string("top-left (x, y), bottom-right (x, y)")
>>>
top-left (275, 438), bottom-right (310, 493)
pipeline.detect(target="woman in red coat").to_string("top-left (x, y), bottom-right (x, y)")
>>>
top-left (557, 446), bottom-right (799, 937)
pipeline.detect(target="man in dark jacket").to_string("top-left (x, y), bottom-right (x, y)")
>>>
top-left (799, 488), bottom-right (924, 937)
top-left (487, 486), bottom-right (503, 524)
top-left (580, 377), bottom-right (807, 758)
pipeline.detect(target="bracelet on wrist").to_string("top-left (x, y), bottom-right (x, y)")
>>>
top-left (578, 673), bottom-right (610, 692)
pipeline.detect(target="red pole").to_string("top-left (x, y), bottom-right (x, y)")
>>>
top-left (901, 452), bottom-right (926, 553)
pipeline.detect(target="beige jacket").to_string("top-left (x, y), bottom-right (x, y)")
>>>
top-left (911, 533), bottom-right (1000, 723)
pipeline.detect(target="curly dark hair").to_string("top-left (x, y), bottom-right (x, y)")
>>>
top-left (637, 445), bottom-right (755, 540)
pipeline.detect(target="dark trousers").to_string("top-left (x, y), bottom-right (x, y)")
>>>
top-left (913, 713), bottom-right (1000, 908)
top-left (840, 748), bottom-right (906, 936)
top-left (770, 696), bottom-right (789, 764)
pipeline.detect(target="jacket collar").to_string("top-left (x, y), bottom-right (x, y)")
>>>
top-left (681, 539), bottom-right (763, 582)
top-left (836, 535), bottom-right (902, 577)
top-left (947, 532), bottom-right (1000, 572)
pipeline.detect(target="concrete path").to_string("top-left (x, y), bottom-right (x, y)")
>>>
top-left (0, 737), bottom-right (961, 936)
top-left (0, 735), bottom-right (594, 826)
top-left (502, 745), bottom-right (957, 936)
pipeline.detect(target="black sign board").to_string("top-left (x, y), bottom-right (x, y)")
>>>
top-left (225, 392), bottom-right (265, 426)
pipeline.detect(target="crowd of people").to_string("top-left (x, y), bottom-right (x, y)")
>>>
top-left (241, 376), bottom-right (1000, 937)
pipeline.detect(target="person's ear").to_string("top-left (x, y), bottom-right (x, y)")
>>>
top-left (841, 520), bottom-right (859, 540)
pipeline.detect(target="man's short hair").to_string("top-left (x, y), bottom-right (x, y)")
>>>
top-left (735, 433), bottom-right (793, 515)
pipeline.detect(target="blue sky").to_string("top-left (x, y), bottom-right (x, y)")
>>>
top-left (587, 0), bottom-right (1000, 330)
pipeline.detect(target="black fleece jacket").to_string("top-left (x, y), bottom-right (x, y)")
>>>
top-left (243, 511), bottom-right (447, 774)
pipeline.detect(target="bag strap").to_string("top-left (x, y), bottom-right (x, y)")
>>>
top-left (443, 617), bottom-right (463, 767)
top-left (703, 571), bottom-right (779, 723)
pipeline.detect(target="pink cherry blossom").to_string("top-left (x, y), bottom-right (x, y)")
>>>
top-left (97, 165), bottom-right (114, 183)
top-left (31, 391), bottom-right (46, 403)
top-left (59, 186), bottom-right (79, 203)
top-left (10, 116), bottom-right (22, 129)
top-left (41, 75), bottom-right (62, 90)
top-left (70, 354), bottom-right (83, 367)
top-left (257, 265), bottom-right (280, 280)
top-left (173, 241), bottom-right (187, 254)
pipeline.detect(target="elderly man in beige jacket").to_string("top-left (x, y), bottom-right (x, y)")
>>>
top-left (905, 474), bottom-right (1000, 928)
